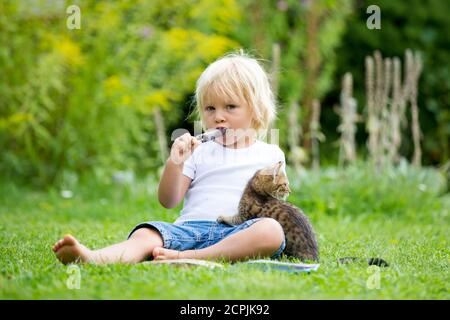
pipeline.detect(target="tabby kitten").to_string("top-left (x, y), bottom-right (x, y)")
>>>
top-left (217, 161), bottom-right (319, 262)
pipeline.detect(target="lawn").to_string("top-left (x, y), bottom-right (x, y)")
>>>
top-left (1, 163), bottom-right (449, 299)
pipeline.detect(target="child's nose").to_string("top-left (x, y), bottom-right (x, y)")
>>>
top-left (214, 112), bottom-right (226, 123)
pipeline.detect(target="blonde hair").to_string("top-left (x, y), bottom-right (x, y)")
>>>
top-left (192, 50), bottom-right (277, 137)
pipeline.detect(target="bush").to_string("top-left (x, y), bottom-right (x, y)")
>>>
top-left (323, 0), bottom-right (450, 165)
top-left (288, 161), bottom-right (448, 218)
top-left (0, 1), bottom-right (240, 186)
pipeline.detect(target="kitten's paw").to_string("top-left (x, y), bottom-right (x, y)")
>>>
top-left (217, 215), bottom-right (231, 225)
top-left (217, 216), bottom-right (225, 223)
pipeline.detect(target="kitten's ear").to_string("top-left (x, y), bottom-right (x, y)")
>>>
top-left (272, 161), bottom-right (283, 183)
top-left (276, 161), bottom-right (284, 174)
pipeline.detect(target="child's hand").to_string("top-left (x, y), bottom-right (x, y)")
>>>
top-left (170, 133), bottom-right (201, 165)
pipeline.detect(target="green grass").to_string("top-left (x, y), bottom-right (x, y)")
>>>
top-left (1, 163), bottom-right (449, 299)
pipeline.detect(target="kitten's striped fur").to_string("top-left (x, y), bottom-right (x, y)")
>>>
top-left (218, 161), bottom-right (319, 261)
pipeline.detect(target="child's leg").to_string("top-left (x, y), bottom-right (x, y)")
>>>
top-left (153, 218), bottom-right (284, 262)
top-left (52, 228), bottom-right (163, 265)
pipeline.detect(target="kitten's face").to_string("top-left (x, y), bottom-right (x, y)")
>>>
top-left (252, 161), bottom-right (291, 200)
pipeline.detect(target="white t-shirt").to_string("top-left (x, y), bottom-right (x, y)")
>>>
top-left (174, 139), bottom-right (287, 225)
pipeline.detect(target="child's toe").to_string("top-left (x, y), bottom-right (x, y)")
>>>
top-left (152, 247), bottom-right (163, 258)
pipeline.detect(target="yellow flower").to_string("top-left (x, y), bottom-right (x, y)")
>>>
top-left (104, 75), bottom-right (123, 92)
top-left (121, 95), bottom-right (132, 106)
top-left (96, 3), bottom-right (121, 30)
top-left (144, 90), bottom-right (171, 111)
top-left (165, 28), bottom-right (191, 52)
top-left (9, 112), bottom-right (34, 124)
top-left (389, 239), bottom-right (399, 245)
top-left (196, 34), bottom-right (239, 61)
top-left (190, 0), bottom-right (241, 34)
top-left (54, 37), bottom-right (84, 66)
top-left (0, 112), bottom-right (34, 130)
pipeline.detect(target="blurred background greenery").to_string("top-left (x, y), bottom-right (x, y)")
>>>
top-left (1, 0), bottom-right (448, 187)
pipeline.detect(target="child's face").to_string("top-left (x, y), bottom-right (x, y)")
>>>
top-left (202, 89), bottom-right (255, 147)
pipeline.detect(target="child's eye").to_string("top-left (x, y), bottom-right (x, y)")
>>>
top-left (205, 106), bottom-right (215, 112)
top-left (226, 105), bottom-right (236, 110)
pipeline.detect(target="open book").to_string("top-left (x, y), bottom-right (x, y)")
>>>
top-left (148, 258), bottom-right (319, 273)
top-left (243, 259), bottom-right (320, 273)
top-left (149, 259), bottom-right (224, 269)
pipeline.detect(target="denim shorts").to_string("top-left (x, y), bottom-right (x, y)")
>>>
top-left (127, 218), bottom-right (286, 260)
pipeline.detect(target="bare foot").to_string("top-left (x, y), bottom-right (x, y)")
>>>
top-left (52, 234), bottom-right (93, 265)
top-left (152, 247), bottom-right (187, 260)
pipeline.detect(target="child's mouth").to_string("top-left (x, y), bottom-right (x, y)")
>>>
top-left (215, 127), bottom-right (229, 142)
top-left (215, 127), bottom-right (228, 134)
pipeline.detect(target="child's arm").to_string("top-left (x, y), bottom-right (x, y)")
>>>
top-left (158, 159), bottom-right (191, 209)
top-left (158, 133), bottom-right (200, 209)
